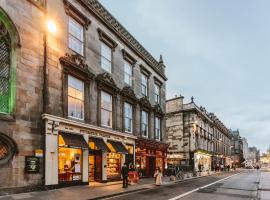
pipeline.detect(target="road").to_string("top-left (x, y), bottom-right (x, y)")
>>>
top-left (106, 170), bottom-right (261, 200)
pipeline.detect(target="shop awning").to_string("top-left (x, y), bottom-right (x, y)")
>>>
top-left (108, 140), bottom-right (129, 154)
top-left (59, 132), bottom-right (89, 150)
top-left (89, 137), bottom-right (110, 152)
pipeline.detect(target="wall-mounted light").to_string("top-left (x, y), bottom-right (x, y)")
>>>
top-left (47, 19), bottom-right (57, 34)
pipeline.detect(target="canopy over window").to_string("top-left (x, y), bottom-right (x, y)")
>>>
top-left (107, 140), bottom-right (129, 154)
top-left (59, 132), bottom-right (88, 150)
top-left (89, 137), bottom-right (110, 152)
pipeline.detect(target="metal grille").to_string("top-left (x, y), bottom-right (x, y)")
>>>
top-left (0, 141), bottom-right (8, 160)
top-left (0, 35), bottom-right (10, 113)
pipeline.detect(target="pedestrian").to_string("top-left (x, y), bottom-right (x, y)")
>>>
top-left (154, 167), bottom-right (162, 186)
top-left (221, 164), bottom-right (224, 171)
top-left (121, 163), bottom-right (129, 188)
top-left (227, 165), bottom-right (230, 172)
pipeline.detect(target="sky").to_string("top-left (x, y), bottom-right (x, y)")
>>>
top-left (99, 0), bottom-right (270, 153)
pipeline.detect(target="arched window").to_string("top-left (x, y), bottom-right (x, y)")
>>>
top-left (0, 133), bottom-right (17, 165)
top-left (0, 8), bottom-right (20, 116)
top-left (0, 21), bottom-right (11, 113)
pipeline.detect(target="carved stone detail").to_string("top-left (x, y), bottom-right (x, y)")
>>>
top-left (153, 104), bottom-right (164, 116)
top-left (96, 72), bottom-right (119, 92)
top-left (139, 96), bottom-right (152, 109)
top-left (59, 53), bottom-right (94, 78)
top-left (121, 86), bottom-right (138, 102)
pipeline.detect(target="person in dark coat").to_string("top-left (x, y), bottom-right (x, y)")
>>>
top-left (121, 163), bottom-right (129, 188)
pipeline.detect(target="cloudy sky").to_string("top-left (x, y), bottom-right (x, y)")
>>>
top-left (99, 0), bottom-right (270, 153)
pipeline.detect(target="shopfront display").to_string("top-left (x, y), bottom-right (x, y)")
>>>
top-left (194, 152), bottom-right (211, 172)
top-left (59, 147), bottom-right (82, 182)
top-left (135, 138), bottom-right (168, 177)
top-left (107, 152), bottom-right (121, 179)
top-left (58, 132), bottom-right (88, 183)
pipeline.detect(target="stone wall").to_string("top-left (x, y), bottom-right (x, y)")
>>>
top-left (0, 0), bottom-right (44, 189)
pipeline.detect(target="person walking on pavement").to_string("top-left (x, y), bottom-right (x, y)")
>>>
top-left (121, 163), bottom-right (129, 188)
top-left (154, 167), bottom-right (162, 186)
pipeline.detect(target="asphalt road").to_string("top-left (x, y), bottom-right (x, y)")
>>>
top-left (106, 170), bottom-right (261, 200)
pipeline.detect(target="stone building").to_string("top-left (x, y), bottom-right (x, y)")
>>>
top-left (166, 96), bottom-right (231, 172)
top-left (246, 147), bottom-right (260, 164)
top-left (0, 0), bottom-right (168, 191)
top-left (230, 130), bottom-right (244, 167)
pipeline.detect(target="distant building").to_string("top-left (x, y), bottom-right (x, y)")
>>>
top-left (247, 147), bottom-right (260, 164)
top-left (242, 137), bottom-right (249, 161)
top-left (166, 96), bottom-right (231, 172)
top-left (231, 130), bottom-right (244, 166)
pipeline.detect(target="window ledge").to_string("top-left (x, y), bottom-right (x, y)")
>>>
top-left (0, 113), bottom-right (15, 122)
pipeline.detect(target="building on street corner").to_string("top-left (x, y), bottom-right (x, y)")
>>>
top-left (166, 96), bottom-right (232, 173)
top-left (0, 0), bottom-right (168, 191)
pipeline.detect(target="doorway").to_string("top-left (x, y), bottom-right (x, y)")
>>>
top-left (89, 151), bottom-right (102, 182)
top-left (148, 157), bottom-right (156, 177)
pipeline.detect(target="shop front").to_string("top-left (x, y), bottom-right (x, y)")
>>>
top-left (194, 151), bottom-right (212, 172)
top-left (43, 114), bottom-right (136, 187)
top-left (58, 132), bottom-right (89, 185)
top-left (135, 138), bottom-right (168, 177)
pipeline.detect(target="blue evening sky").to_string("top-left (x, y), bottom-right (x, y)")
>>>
top-left (99, 0), bottom-right (270, 153)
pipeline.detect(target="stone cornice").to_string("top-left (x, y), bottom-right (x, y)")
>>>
top-left (77, 0), bottom-right (167, 81)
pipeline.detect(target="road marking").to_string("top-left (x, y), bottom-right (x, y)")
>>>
top-left (168, 172), bottom-right (242, 200)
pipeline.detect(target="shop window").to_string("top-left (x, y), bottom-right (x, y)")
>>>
top-left (124, 102), bottom-right (133, 133)
top-left (155, 117), bottom-right (161, 141)
top-left (58, 147), bottom-right (82, 182)
top-left (68, 75), bottom-right (84, 120)
top-left (68, 17), bottom-right (84, 55)
top-left (154, 83), bottom-right (160, 104)
top-left (124, 61), bottom-right (132, 86)
top-left (141, 73), bottom-right (148, 97)
top-left (101, 43), bottom-right (112, 73)
top-left (101, 91), bottom-right (113, 128)
top-left (107, 153), bottom-right (121, 179)
top-left (141, 111), bottom-right (148, 137)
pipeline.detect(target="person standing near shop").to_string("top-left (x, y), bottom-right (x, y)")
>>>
top-left (121, 163), bottom-right (129, 188)
top-left (154, 167), bottom-right (162, 186)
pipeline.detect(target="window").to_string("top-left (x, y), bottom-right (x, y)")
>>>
top-left (141, 111), bottom-right (148, 137)
top-left (0, 29), bottom-right (10, 113)
top-left (124, 61), bottom-right (132, 86)
top-left (69, 17), bottom-right (84, 55)
top-left (155, 117), bottom-right (161, 141)
top-left (154, 83), bottom-right (160, 104)
top-left (101, 43), bottom-right (112, 72)
top-left (101, 91), bottom-right (113, 128)
top-left (124, 102), bottom-right (133, 133)
top-left (68, 75), bottom-right (84, 119)
top-left (141, 73), bottom-right (148, 97)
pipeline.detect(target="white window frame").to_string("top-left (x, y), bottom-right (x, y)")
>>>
top-left (155, 117), bottom-right (161, 141)
top-left (101, 43), bottom-right (112, 73)
top-left (100, 91), bottom-right (113, 128)
top-left (68, 75), bottom-right (84, 120)
top-left (124, 102), bottom-right (133, 133)
top-left (68, 17), bottom-right (84, 55)
top-left (141, 73), bottom-right (148, 97)
top-left (141, 111), bottom-right (148, 137)
top-left (124, 61), bottom-right (133, 86)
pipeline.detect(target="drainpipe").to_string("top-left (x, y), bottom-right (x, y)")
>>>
top-left (42, 0), bottom-right (48, 188)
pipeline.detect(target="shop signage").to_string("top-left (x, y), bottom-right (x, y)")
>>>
top-left (25, 156), bottom-right (40, 174)
top-left (35, 149), bottom-right (43, 157)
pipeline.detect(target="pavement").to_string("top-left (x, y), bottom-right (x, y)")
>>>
top-left (2, 169), bottom-right (269, 200)
top-left (0, 171), bottom-right (219, 200)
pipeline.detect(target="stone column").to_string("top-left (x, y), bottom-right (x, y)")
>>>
top-left (82, 134), bottom-right (89, 183)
